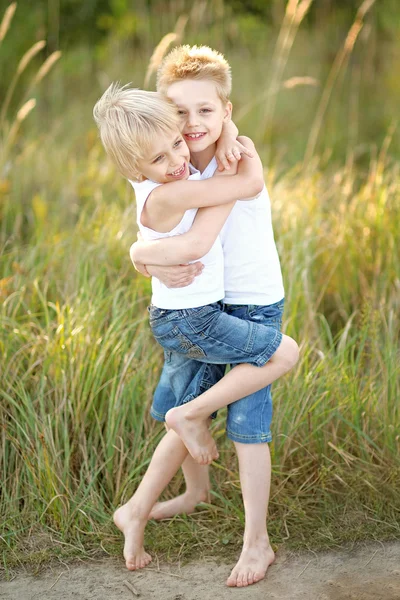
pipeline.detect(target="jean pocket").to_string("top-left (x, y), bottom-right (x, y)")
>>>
top-left (152, 325), bottom-right (206, 359)
top-left (185, 304), bottom-right (221, 334)
top-left (248, 301), bottom-right (284, 328)
top-left (148, 305), bottom-right (171, 328)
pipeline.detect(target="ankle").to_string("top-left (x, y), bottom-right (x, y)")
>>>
top-left (185, 487), bottom-right (210, 504)
top-left (124, 500), bottom-right (149, 522)
top-left (243, 531), bottom-right (269, 548)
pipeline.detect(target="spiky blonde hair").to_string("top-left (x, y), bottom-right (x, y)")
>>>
top-left (157, 45), bottom-right (232, 103)
top-left (93, 83), bottom-right (180, 181)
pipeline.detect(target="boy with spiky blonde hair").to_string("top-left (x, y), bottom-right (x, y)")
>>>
top-left (130, 45), bottom-right (290, 588)
top-left (157, 44), bottom-right (249, 171)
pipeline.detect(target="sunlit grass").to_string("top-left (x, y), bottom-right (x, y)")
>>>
top-left (1, 0), bottom-right (400, 574)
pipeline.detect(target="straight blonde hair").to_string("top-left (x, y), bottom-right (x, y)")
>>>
top-left (93, 83), bottom-right (181, 180)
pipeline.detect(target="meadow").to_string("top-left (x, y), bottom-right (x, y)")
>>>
top-left (1, 0), bottom-right (399, 572)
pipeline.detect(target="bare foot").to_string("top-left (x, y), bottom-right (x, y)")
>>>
top-left (165, 407), bottom-right (218, 465)
top-left (113, 502), bottom-right (152, 571)
top-left (149, 488), bottom-right (210, 520)
top-left (226, 538), bottom-right (275, 587)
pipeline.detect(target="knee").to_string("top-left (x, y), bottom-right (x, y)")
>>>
top-left (278, 334), bottom-right (300, 372)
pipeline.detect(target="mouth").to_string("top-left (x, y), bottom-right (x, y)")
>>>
top-left (168, 163), bottom-right (187, 179)
top-left (184, 132), bottom-right (206, 141)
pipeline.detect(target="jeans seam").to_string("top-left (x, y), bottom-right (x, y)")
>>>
top-left (226, 428), bottom-right (272, 442)
top-left (255, 330), bottom-right (282, 366)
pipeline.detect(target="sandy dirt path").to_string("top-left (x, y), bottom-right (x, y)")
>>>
top-left (1, 542), bottom-right (399, 600)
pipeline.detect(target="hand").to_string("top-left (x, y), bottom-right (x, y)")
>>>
top-left (133, 260), bottom-right (150, 277)
top-left (130, 241), bottom-right (150, 276)
top-left (215, 138), bottom-right (255, 171)
top-left (147, 263), bottom-right (204, 288)
top-left (215, 120), bottom-right (255, 172)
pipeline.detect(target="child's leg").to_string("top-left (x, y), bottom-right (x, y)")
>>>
top-left (166, 333), bottom-right (298, 463)
top-left (149, 428), bottom-right (211, 520)
top-left (226, 442), bottom-right (275, 587)
top-left (114, 428), bottom-right (188, 570)
top-left (149, 356), bottom-right (224, 519)
top-left (150, 453), bottom-right (210, 519)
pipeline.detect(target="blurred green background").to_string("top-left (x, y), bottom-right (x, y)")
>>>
top-left (1, 0), bottom-right (399, 572)
top-left (2, 0), bottom-right (400, 167)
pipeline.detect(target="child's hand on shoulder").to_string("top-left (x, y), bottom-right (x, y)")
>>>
top-left (215, 121), bottom-right (255, 171)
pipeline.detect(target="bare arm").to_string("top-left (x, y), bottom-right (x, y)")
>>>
top-left (215, 121), bottom-right (255, 171)
top-left (146, 263), bottom-right (204, 288)
top-left (145, 137), bottom-right (263, 229)
top-left (132, 139), bottom-right (264, 265)
top-left (131, 201), bottom-right (235, 265)
top-left (130, 234), bottom-right (205, 287)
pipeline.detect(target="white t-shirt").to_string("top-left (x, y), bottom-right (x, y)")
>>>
top-left (200, 158), bottom-right (284, 305)
top-left (130, 172), bottom-right (224, 309)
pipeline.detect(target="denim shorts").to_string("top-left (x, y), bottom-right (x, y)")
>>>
top-left (149, 301), bottom-right (282, 367)
top-left (150, 299), bottom-right (284, 444)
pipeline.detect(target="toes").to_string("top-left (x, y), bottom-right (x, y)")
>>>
top-left (126, 553), bottom-right (151, 571)
top-left (247, 571), bottom-right (255, 586)
top-left (226, 572), bottom-right (238, 587)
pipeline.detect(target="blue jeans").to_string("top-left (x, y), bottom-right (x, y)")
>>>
top-left (150, 299), bottom-right (284, 443)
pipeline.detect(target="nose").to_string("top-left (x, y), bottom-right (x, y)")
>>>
top-left (169, 150), bottom-right (183, 169)
top-left (186, 110), bottom-right (199, 128)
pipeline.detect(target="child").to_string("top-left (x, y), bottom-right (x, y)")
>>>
top-left (129, 45), bottom-right (292, 588)
top-left (93, 83), bottom-right (298, 584)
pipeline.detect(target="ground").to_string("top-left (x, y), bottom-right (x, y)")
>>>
top-left (1, 542), bottom-right (399, 600)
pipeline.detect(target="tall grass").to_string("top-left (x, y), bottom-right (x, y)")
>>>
top-left (1, 0), bottom-right (400, 573)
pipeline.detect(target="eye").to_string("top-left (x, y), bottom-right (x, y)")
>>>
top-left (153, 155), bottom-right (164, 164)
top-left (173, 139), bottom-right (183, 148)
top-left (200, 108), bottom-right (212, 113)
top-left (177, 110), bottom-right (186, 116)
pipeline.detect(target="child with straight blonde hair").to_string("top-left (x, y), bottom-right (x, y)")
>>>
top-left (94, 80), bottom-right (298, 586)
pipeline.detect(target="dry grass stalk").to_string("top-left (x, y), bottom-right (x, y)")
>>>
top-left (16, 98), bottom-right (36, 122)
top-left (283, 76), bottom-right (319, 89)
top-left (235, 76), bottom-right (318, 123)
top-left (174, 14), bottom-right (189, 40)
top-left (3, 98), bottom-right (36, 157)
top-left (0, 40), bottom-right (46, 124)
top-left (303, 0), bottom-right (377, 168)
top-left (17, 40), bottom-right (46, 75)
top-left (295, 0), bottom-right (313, 24)
top-left (261, 0), bottom-right (313, 134)
top-left (143, 32), bottom-right (178, 89)
top-left (0, 2), bottom-right (16, 44)
top-left (33, 50), bottom-right (62, 85)
top-left (143, 11), bottom-right (189, 89)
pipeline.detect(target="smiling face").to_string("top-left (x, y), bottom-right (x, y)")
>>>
top-left (135, 128), bottom-right (191, 184)
top-left (166, 79), bottom-right (232, 162)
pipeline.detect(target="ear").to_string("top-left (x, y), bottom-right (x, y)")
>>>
top-left (223, 101), bottom-right (233, 122)
top-left (135, 172), bottom-right (145, 182)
